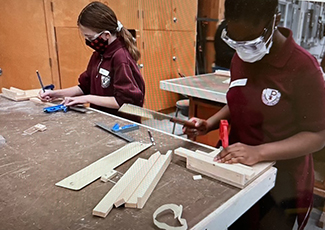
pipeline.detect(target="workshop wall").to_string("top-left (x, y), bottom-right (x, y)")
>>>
top-left (0, 0), bottom-right (198, 112)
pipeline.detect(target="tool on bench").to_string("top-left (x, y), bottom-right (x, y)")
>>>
top-left (118, 104), bottom-right (196, 128)
top-left (43, 104), bottom-right (68, 113)
top-left (43, 104), bottom-right (87, 113)
top-left (36, 70), bottom-right (55, 92)
top-left (111, 123), bottom-right (139, 133)
top-left (147, 130), bottom-right (156, 146)
top-left (219, 119), bottom-right (229, 148)
top-left (95, 122), bottom-right (134, 142)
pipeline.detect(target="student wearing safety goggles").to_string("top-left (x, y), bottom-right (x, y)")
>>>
top-left (183, 0), bottom-right (325, 229)
top-left (39, 1), bottom-right (145, 123)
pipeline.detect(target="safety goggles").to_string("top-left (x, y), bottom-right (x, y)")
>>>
top-left (85, 31), bottom-right (110, 42)
top-left (221, 27), bottom-right (268, 51)
top-left (221, 14), bottom-right (276, 51)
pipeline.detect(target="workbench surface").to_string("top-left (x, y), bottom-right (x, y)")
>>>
top-left (0, 97), bottom-right (276, 230)
top-left (160, 73), bottom-right (229, 104)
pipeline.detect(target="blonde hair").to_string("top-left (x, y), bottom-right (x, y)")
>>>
top-left (78, 1), bottom-right (141, 61)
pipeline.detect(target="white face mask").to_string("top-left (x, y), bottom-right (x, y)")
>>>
top-left (221, 15), bottom-right (277, 63)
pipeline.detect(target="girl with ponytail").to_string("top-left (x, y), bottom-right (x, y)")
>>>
top-left (39, 1), bottom-right (145, 123)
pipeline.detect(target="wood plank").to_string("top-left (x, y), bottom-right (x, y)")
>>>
top-left (92, 158), bottom-right (147, 218)
top-left (55, 142), bottom-right (152, 190)
top-left (125, 150), bottom-right (172, 209)
top-left (1, 87), bottom-right (40, 101)
top-left (174, 147), bottom-right (274, 188)
top-left (114, 151), bottom-right (161, 207)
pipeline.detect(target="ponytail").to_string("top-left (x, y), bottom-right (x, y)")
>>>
top-left (118, 27), bottom-right (141, 62)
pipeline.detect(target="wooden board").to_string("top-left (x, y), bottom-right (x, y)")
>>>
top-left (1, 87), bottom-right (40, 101)
top-left (92, 158), bottom-right (147, 218)
top-left (125, 150), bottom-right (172, 209)
top-left (55, 142), bottom-right (152, 190)
top-left (174, 147), bottom-right (274, 188)
top-left (114, 151), bottom-right (161, 207)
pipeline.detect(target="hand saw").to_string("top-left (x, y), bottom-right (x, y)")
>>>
top-left (118, 103), bottom-right (196, 128)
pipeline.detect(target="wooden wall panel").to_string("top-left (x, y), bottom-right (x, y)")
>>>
top-left (51, 0), bottom-right (93, 27)
top-left (172, 31), bottom-right (196, 77)
top-left (142, 0), bottom-right (172, 30)
top-left (142, 31), bottom-right (177, 111)
top-left (172, 0), bottom-right (198, 31)
top-left (55, 28), bottom-right (93, 88)
top-left (0, 0), bottom-right (52, 90)
top-left (102, 0), bottom-right (140, 30)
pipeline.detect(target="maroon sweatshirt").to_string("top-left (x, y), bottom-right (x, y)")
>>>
top-left (78, 37), bottom-right (145, 123)
top-left (228, 27), bottom-right (325, 228)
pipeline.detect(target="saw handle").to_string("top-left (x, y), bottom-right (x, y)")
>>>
top-left (170, 117), bottom-right (197, 128)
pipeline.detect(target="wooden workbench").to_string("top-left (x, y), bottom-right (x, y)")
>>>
top-left (0, 97), bottom-right (276, 230)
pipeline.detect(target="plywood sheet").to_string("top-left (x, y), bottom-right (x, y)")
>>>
top-left (55, 142), bottom-right (152, 190)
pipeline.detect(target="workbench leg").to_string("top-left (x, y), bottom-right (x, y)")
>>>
top-left (317, 206), bottom-right (325, 228)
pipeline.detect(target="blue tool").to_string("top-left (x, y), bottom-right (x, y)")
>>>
top-left (43, 104), bottom-right (68, 113)
top-left (111, 123), bottom-right (139, 133)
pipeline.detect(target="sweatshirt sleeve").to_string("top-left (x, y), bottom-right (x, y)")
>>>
top-left (78, 54), bottom-right (96, 95)
top-left (113, 62), bottom-right (144, 107)
top-left (293, 62), bottom-right (325, 132)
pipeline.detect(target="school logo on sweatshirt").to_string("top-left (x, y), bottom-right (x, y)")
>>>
top-left (99, 68), bottom-right (110, 88)
top-left (261, 88), bottom-right (281, 106)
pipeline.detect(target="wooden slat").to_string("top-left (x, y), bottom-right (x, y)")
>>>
top-left (125, 150), bottom-right (172, 209)
top-left (55, 142), bottom-right (152, 190)
top-left (174, 147), bottom-right (274, 188)
top-left (1, 88), bottom-right (40, 101)
top-left (114, 151), bottom-right (161, 207)
top-left (92, 158), bottom-right (147, 218)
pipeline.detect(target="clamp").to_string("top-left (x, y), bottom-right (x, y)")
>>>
top-left (43, 104), bottom-right (68, 113)
top-left (111, 123), bottom-right (139, 133)
top-left (219, 120), bottom-right (229, 148)
top-left (44, 84), bottom-right (55, 90)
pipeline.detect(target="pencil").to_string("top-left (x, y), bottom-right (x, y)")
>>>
top-left (36, 70), bottom-right (45, 92)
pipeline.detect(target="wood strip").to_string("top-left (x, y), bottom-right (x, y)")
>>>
top-left (92, 158), bottom-right (147, 218)
top-left (55, 142), bottom-right (152, 190)
top-left (125, 150), bottom-right (172, 209)
top-left (9, 87), bottom-right (25, 95)
top-left (174, 147), bottom-right (274, 188)
top-left (114, 152), bottom-right (161, 208)
top-left (187, 153), bottom-right (248, 187)
top-left (1, 87), bottom-right (40, 101)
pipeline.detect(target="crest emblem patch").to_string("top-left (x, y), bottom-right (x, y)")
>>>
top-left (261, 88), bottom-right (281, 106)
top-left (101, 75), bottom-right (111, 88)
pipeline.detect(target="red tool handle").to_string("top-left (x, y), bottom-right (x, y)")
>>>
top-left (219, 120), bottom-right (229, 148)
